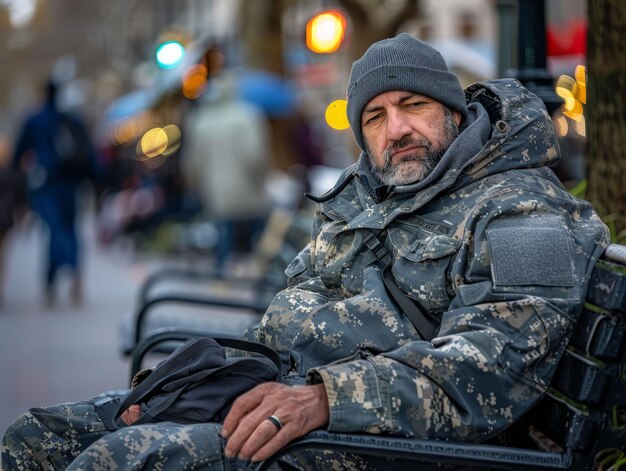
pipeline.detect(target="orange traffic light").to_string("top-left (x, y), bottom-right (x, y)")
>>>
top-left (306, 10), bottom-right (347, 53)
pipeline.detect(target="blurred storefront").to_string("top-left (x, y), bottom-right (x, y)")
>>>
top-left (6, 0), bottom-right (592, 244)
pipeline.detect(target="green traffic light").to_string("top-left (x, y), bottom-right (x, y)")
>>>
top-left (156, 40), bottom-right (185, 69)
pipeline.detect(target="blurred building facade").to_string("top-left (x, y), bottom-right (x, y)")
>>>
top-left (415, 0), bottom-right (497, 84)
top-left (0, 0), bottom-right (499, 136)
top-left (3, 0), bottom-right (590, 188)
top-left (0, 0), bottom-right (235, 139)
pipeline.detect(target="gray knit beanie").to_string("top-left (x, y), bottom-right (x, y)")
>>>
top-left (347, 33), bottom-right (468, 151)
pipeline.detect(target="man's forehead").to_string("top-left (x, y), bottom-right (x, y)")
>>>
top-left (364, 90), bottom-right (434, 110)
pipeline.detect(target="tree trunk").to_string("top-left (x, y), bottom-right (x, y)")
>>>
top-left (586, 0), bottom-right (626, 239)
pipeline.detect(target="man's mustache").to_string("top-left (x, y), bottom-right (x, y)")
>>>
top-left (384, 136), bottom-right (432, 165)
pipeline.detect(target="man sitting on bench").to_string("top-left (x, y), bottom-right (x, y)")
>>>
top-left (2, 33), bottom-right (609, 471)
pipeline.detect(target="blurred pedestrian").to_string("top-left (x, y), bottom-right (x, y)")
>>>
top-left (12, 79), bottom-right (96, 306)
top-left (182, 71), bottom-right (272, 271)
top-left (0, 137), bottom-right (26, 306)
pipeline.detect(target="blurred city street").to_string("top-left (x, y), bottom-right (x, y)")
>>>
top-left (0, 210), bottom-right (164, 436)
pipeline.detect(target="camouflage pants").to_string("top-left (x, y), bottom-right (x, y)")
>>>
top-left (0, 394), bottom-right (256, 471)
top-left (1, 394), bottom-right (428, 471)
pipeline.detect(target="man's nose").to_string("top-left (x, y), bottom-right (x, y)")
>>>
top-left (386, 109), bottom-right (412, 141)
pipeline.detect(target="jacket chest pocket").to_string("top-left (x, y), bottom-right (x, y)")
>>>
top-left (316, 227), bottom-right (374, 292)
top-left (388, 226), bottom-right (461, 313)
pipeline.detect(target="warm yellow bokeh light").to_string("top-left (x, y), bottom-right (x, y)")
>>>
top-left (574, 65), bottom-right (586, 104)
top-left (553, 114), bottom-right (569, 137)
top-left (573, 116), bottom-right (586, 137)
top-left (325, 99), bottom-right (350, 130)
top-left (575, 81), bottom-right (586, 105)
top-left (306, 10), bottom-right (346, 54)
top-left (141, 127), bottom-right (168, 158)
top-left (574, 65), bottom-right (586, 83)
top-left (563, 100), bottom-right (584, 121)
top-left (556, 75), bottom-right (577, 102)
top-left (182, 64), bottom-right (208, 99)
top-left (555, 65), bottom-right (587, 122)
top-left (162, 124), bottom-right (182, 156)
top-left (115, 117), bottom-right (141, 146)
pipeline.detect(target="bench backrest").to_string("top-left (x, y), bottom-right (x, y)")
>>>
top-left (515, 243), bottom-right (626, 469)
top-left (255, 245), bottom-right (626, 471)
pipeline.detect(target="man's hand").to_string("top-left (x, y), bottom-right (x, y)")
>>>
top-left (221, 382), bottom-right (329, 462)
top-left (120, 404), bottom-right (141, 425)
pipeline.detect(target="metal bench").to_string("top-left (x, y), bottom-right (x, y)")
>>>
top-left (130, 244), bottom-right (626, 470)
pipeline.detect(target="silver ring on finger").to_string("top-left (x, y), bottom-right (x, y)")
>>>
top-left (266, 415), bottom-right (283, 431)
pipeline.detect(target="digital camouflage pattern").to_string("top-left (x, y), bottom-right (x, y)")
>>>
top-left (1, 79), bottom-right (609, 470)
top-left (0, 395), bottom-right (389, 470)
top-left (0, 395), bottom-right (271, 470)
top-left (255, 79), bottom-right (609, 444)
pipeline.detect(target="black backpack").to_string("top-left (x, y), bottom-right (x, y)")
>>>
top-left (52, 112), bottom-right (92, 179)
top-left (113, 337), bottom-right (283, 426)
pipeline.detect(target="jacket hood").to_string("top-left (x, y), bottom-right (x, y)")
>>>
top-left (312, 79), bottom-right (560, 206)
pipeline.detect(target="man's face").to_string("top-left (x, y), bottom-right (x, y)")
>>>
top-left (362, 91), bottom-right (461, 186)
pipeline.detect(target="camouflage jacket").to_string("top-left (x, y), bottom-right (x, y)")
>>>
top-left (252, 79), bottom-right (609, 442)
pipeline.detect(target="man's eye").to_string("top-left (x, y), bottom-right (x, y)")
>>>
top-left (365, 114), bottom-right (381, 125)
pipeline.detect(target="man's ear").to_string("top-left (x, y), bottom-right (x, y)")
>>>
top-left (452, 110), bottom-right (462, 126)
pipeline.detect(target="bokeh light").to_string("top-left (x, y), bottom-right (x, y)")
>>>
top-left (556, 65), bottom-right (586, 122)
top-left (325, 99), bottom-right (350, 130)
top-left (161, 124), bottom-right (182, 156)
top-left (306, 10), bottom-right (347, 54)
top-left (140, 127), bottom-right (168, 158)
top-left (156, 40), bottom-right (185, 69)
top-left (182, 64), bottom-right (208, 99)
top-left (135, 124), bottom-right (182, 166)
top-left (574, 65), bottom-right (586, 104)
top-left (573, 116), bottom-right (586, 137)
top-left (553, 114), bottom-right (569, 137)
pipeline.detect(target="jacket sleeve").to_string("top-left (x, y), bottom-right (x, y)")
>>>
top-left (306, 193), bottom-right (609, 442)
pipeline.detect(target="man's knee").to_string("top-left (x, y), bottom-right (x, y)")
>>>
top-left (2, 411), bottom-right (54, 470)
top-left (67, 423), bottom-right (230, 471)
top-left (2, 401), bottom-right (113, 471)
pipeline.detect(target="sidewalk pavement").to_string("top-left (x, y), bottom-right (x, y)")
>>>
top-left (0, 215), bottom-right (165, 436)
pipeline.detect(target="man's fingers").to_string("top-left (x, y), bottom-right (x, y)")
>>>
top-left (222, 384), bottom-right (268, 438)
top-left (236, 417), bottom-right (285, 461)
top-left (224, 411), bottom-right (270, 458)
top-left (250, 426), bottom-right (295, 463)
top-left (223, 383), bottom-right (329, 461)
top-left (120, 404), bottom-right (141, 425)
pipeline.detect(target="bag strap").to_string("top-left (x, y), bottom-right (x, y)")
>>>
top-left (115, 337), bottom-right (283, 424)
top-left (213, 337), bottom-right (283, 378)
top-left (362, 230), bottom-right (436, 341)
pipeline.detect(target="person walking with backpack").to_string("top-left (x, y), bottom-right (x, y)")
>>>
top-left (12, 79), bottom-right (96, 306)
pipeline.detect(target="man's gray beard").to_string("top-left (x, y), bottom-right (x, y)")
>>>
top-left (368, 108), bottom-right (460, 186)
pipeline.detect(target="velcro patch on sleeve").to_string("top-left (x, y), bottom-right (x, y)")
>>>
top-left (486, 216), bottom-right (574, 287)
